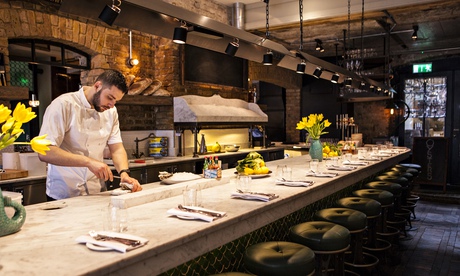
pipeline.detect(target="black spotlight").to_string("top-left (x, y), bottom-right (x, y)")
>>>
top-left (331, 73), bottom-right (340, 83)
top-left (412, 25), bottom-right (418, 40)
top-left (344, 77), bottom-right (353, 87)
top-left (225, 38), bottom-right (239, 56)
top-left (263, 50), bottom-right (273, 65)
top-left (173, 26), bottom-right (188, 44)
top-left (296, 60), bottom-right (306, 74)
top-left (98, 0), bottom-right (121, 26)
top-left (312, 67), bottom-right (322, 78)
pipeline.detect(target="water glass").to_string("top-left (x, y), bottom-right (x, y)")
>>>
top-left (345, 153), bottom-right (352, 161)
top-left (283, 166), bottom-right (292, 180)
top-left (275, 165), bottom-right (287, 179)
top-left (372, 147), bottom-right (379, 155)
top-left (183, 186), bottom-right (199, 207)
top-left (310, 159), bottom-right (319, 173)
top-left (103, 203), bottom-right (129, 233)
top-left (236, 174), bottom-right (252, 193)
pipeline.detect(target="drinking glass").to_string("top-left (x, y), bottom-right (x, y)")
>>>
top-left (183, 186), bottom-right (198, 207)
top-left (103, 203), bottom-right (129, 233)
top-left (310, 159), bottom-right (319, 173)
top-left (236, 174), bottom-right (252, 193)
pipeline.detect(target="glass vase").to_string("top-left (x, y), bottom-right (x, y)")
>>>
top-left (309, 138), bottom-right (323, 161)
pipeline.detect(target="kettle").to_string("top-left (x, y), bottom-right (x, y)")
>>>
top-left (198, 134), bottom-right (207, 154)
top-left (0, 188), bottom-right (26, 237)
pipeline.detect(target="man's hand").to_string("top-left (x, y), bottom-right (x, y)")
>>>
top-left (120, 172), bottom-right (142, 192)
top-left (88, 160), bottom-right (114, 181)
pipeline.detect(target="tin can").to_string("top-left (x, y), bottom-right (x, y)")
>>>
top-left (149, 137), bottom-right (168, 148)
top-left (149, 147), bottom-right (168, 157)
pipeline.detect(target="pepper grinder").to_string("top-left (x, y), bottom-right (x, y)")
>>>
top-left (199, 134), bottom-right (207, 154)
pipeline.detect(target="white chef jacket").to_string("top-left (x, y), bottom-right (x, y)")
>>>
top-left (39, 87), bottom-right (123, 199)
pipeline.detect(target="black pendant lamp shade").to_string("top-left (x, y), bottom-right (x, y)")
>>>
top-left (331, 73), bottom-right (340, 83)
top-left (173, 26), bottom-right (188, 44)
top-left (312, 67), bottom-right (322, 78)
top-left (344, 77), bottom-right (353, 87)
top-left (225, 38), bottom-right (239, 56)
top-left (296, 60), bottom-right (306, 74)
top-left (263, 51), bottom-right (273, 65)
top-left (98, 1), bottom-right (121, 26)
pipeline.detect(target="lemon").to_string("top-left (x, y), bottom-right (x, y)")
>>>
top-left (254, 167), bottom-right (264, 174)
top-left (260, 166), bottom-right (270, 174)
top-left (323, 145), bottom-right (331, 154)
top-left (211, 142), bottom-right (221, 153)
top-left (244, 167), bottom-right (254, 175)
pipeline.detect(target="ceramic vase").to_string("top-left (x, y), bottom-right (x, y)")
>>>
top-left (309, 139), bottom-right (323, 161)
top-left (0, 188), bottom-right (26, 237)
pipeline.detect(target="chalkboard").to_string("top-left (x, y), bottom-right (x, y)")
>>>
top-left (184, 45), bottom-right (247, 88)
top-left (412, 137), bottom-right (448, 191)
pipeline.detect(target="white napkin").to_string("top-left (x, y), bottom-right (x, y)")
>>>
top-left (166, 207), bottom-right (226, 222)
top-left (327, 165), bottom-right (357, 171)
top-left (275, 179), bottom-right (314, 187)
top-left (75, 231), bottom-right (148, 253)
top-left (342, 160), bottom-right (368, 166)
top-left (371, 153), bottom-right (392, 157)
top-left (359, 157), bottom-right (381, 161)
top-left (231, 192), bottom-right (278, 202)
top-left (305, 172), bottom-right (338, 178)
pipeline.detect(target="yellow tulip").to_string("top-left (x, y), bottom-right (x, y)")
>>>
top-left (30, 134), bottom-right (52, 155)
top-left (12, 102), bottom-right (36, 124)
top-left (0, 104), bottom-right (12, 124)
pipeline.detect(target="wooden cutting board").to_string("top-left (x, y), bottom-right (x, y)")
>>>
top-left (0, 169), bottom-right (28, 180)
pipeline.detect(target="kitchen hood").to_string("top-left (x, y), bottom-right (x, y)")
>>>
top-left (59, 0), bottom-right (393, 95)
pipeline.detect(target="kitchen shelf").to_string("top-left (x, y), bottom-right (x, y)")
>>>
top-left (0, 86), bottom-right (29, 101)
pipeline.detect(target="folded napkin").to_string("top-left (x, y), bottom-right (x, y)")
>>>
top-left (327, 165), bottom-right (357, 171)
top-left (231, 191), bottom-right (279, 202)
top-left (75, 231), bottom-right (148, 253)
top-left (305, 172), bottom-right (338, 178)
top-left (359, 157), bottom-right (381, 161)
top-left (167, 207), bottom-right (226, 222)
top-left (275, 179), bottom-right (314, 187)
top-left (372, 153), bottom-right (392, 157)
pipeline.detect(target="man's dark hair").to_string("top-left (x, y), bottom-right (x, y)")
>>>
top-left (96, 69), bottom-right (128, 94)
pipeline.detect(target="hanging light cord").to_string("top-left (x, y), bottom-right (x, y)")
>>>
top-left (299, 0), bottom-right (303, 51)
top-left (360, 0), bottom-right (364, 75)
top-left (347, 0), bottom-right (350, 63)
top-left (265, 0), bottom-right (270, 39)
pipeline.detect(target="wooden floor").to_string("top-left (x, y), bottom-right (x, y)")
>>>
top-left (389, 199), bottom-right (460, 276)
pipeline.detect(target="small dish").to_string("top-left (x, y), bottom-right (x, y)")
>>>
top-left (40, 202), bottom-right (67, 210)
top-left (86, 242), bottom-right (114, 252)
top-left (176, 215), bottom-right (197, 220)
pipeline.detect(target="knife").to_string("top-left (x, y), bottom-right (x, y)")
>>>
top-left (178, 204), bottom-right (225, 218)
top-left (88, 231), bottom-right (141, 246)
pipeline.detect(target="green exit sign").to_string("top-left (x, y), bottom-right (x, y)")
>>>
top-left (413, 63), bottom-right (432, 73)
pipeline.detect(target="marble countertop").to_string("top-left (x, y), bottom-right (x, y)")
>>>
top-left (0, 150), bottom-right (410, 275)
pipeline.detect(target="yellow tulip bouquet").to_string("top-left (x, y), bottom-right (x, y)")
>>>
top-left (0, 103), bottom-right (51, 155)
top-left (296, 113), bottom-right (331, 140)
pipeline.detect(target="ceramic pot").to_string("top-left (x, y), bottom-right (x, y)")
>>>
top-left (0, 188), bottom-right (26, 237)
top-left (309, 139), bottom-right (323, 161)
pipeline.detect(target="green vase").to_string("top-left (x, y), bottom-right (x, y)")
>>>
top-left (309, 139), bottom-right (323, 161)
top-left (0, 188), bottom-right (26, 237)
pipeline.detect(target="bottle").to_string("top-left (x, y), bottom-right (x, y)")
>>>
top-left (199, 134), bottom-right (207, 154)
top-left (203, 156), bottom-right (209, 171)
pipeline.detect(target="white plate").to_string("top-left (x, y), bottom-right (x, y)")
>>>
top-left (86, 242), bottom-right (114, 252)
top-left (176, 215), bottom-right (197, 220)
top-left (234, 171), bottom-right (272, 179)
top-left (161, 172), bottom-right (202, 185)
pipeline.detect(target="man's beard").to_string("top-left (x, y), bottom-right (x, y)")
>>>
top-left (92, 90), bottom-right (104, 112)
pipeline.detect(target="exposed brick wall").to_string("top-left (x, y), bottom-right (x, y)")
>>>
top-left (354, 101), bottom-right (392, 144)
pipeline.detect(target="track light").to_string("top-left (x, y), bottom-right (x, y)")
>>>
top-left (344, 77), bottom-right (353, 87)
top-left (225, 38), bottom-right (239, 56)
top-left (127, 30), bottom-right (139, 67)
top-left (296, 60), bottom-right (306, 74)
top-left (99, 0), bottom-right (121, 26)
top-left (173, 21), bottom-right (188, 44)
top-left (312, 67), bottom-right (322, 78)
top-left (360, 81), bottom-right (366, 88)
top-left (331, 73), bottom-right (340, 83)
top-left (263, 50), bottom-right (273, 65)
top-left (319, 45), bottom-right (325, 52)
top-left (412, 25), bottom-right (418, 40)
top-left (29, 94), bottom-right (39, 107)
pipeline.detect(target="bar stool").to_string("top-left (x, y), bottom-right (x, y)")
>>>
top-left (290, 221), bottom-right (352, 276)
top-left (313, 208), bottom-right (379, 275)
top-left (335, 197), bottom-right (391, 254)
top-left (243, 241), bottom-right (316, 276)
top-left (364, 181), bottom-right (402, 212)
top-left (209, 273), bottom-right (252, 276)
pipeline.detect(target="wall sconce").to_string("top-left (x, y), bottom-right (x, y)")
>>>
top-left (29, 94), bottom-right (39, 107)
top-left (331, 73), bottom-right (340, 83)
top-left (99, 0), bottom-right (122, 26)
top-left (344, 77), bottom-right (353, 87)
top-left (411, 25), bottom-right (418, 40)
top-left (385, 100), bottom-right (399, 115)
top-left (312, 67), bottom-right (322, 78)
top-left (225, 38), bottom-right (239, 56)
top-left (127, 30), bottom-right (139, 67)
top-left (263, 50), bottom-right (273, 65)
top-left (173, 21), bottom-right (188, 44)
top-left (296, 60), bottom-right (306, 74)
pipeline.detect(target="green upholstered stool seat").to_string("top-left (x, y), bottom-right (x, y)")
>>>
top-left (336, 197), bottom-right (382, 219)
top-left (244, 241), bottom-right (316, 276)
top-left (380, 170), bottom-right (415, 182)
top-left (352, 189), bottom-right (394, 207)
top-left (374, 175), bottom-right (409, 188)
top-left (313, 208), bottom-right (367, 233)
top-left (290, 221), bottom-right (351, 252)
top-left (364, 181), bottom-right (402, 197)
top-left (398, 163), bottom-right (422, 175)
top-left (290, 221), bottom-right (350, 275)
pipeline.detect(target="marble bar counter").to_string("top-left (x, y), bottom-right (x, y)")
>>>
top-left (0, 150), bottom-right (410, 275)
